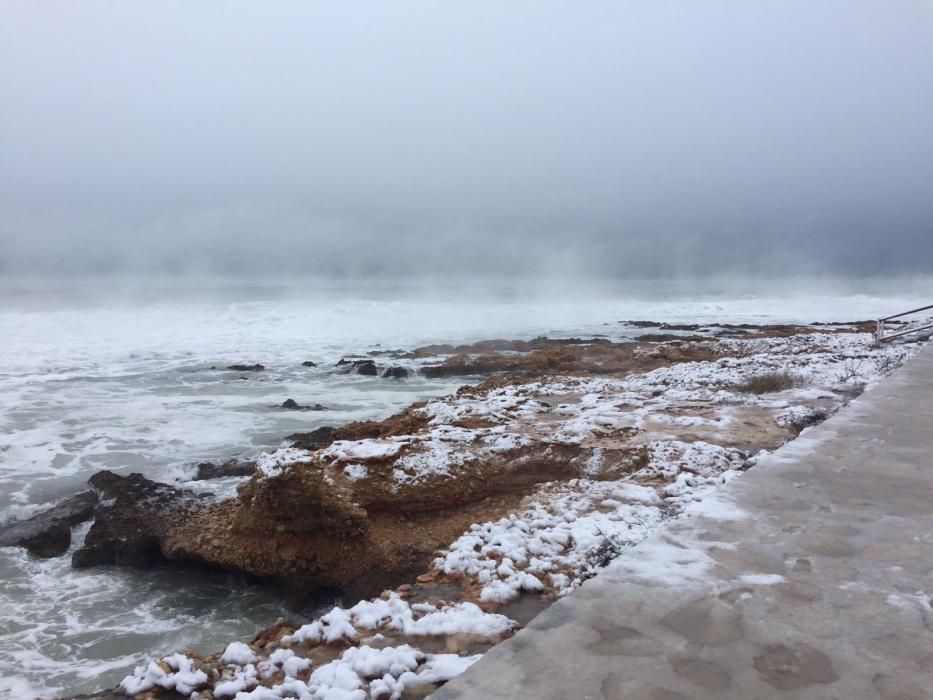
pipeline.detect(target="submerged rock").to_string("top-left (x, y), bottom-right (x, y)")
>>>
top-left (0, 491), bottom-right (98, 557)
top-left (382, 366), bottom-right (410, 379)
top-left (301, 360), bottom-right (317, 367)
top-left (227, 363), bottom-right (265, 372)
top-left (356, 361), bottom-right (378, 376)
top-left (337, 358), bottom-right (378, 376)
top-left (281, 399), bottom-right (328, 411)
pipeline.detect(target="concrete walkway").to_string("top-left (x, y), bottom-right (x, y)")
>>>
top-left (435, 346), bottom-right (933, 700)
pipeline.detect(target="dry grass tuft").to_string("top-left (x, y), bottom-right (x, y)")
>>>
top-left (735, 370), bottom-right (802, 394)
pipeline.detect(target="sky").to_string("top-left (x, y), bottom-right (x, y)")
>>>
top-left (1, 1), bottom-right (932, 280)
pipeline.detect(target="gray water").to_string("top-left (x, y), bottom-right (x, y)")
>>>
top-left (1, 281), bottom-right (927, 697)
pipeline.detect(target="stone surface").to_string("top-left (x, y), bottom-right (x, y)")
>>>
top-left (382, 366), bottom-right (410, 379)
top-left (193, 460), bottom-right (257, 480)
top-left (280, 399), bottom-right (327, 411)
top-left (287, 426), bottom-right (337, 451)
top-left (226, 363), bottom-right (265, 372)
top-left (435, 345), bottom-right (933, 699)
top-left (0, 490), bottom-right (98, 557)
top-left (336, 358), bottom-right (379, 375)
top-left (71, 471), bottom-right (201, 569)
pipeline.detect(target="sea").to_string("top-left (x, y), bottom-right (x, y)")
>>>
top-left (0, 277), bottom-right (928, 698)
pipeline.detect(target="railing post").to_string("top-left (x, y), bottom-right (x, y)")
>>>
top-left (875, 318), bottom-right (883, 345)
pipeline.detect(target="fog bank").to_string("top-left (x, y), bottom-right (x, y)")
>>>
top-left (2, 1), bottom-right (932, 279)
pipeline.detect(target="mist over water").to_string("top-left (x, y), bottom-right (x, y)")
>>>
top-left (2, 1), bottom-right (932, 280)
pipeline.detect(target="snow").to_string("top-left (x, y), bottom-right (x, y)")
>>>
top-left (256, 448), bottom-right (314, 477)
top-left (118, 329), bottom-right (924, 699)
top-left (323, 439), bottom-right (407, 462)
top-left (774, 405), bottom-right (826, 429)
top-left (433, 437), bottom-right (747, 602)
top-left (226, 644), bottom-right (480, 700)
top-left (257, 648), bottom-right (311, 680)
top-left (739, 573), bottom-right (785, 585)
top-left (343, 464), bottom-right (369, 481)
top-left (422, 390), bottom-right (540, 426)
top-left (213, 663), bottom-right (258, 697)
top-left (221, 641), bottom-right (257, 665)
top-left (407, 652), bottom-right (479, 684)
top-left (253, 333), bottom-right (913, 496)
top-left (390, 426), bottom-right (532, 488)
top-left (683, 492), bottom-right (749, 522)
top-left (612, 483), bottom-right (662, 506)
top-left (119, 653), bottom-right (208, 696)
top-left (284, 594), bottom-right (514, 645)
top-left (885, 591), bottom-right (932, 621)
top-left (606, 538), bottom-right (716, 587)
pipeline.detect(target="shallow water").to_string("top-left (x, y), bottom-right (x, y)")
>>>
top-left (0, 281), bottom-right (926, 697)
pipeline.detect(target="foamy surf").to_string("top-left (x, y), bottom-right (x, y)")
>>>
top-left (0, 284), bottom-right (928, 696)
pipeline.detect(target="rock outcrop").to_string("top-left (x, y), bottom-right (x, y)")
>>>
top-left (32, 328), bottom-right (886, 619)
top-left (0, 491), bottom-right (98, 557)
top-left (337, 358), bottom-right (378, 375)
top-left (193, 460), bottom-right (257, 480)
top-left (287, 426), bottom-right (337, 451)
top-left (281, 399), bottom-right (327, 411)
top-left (382, 366), bottom-right (410, 379)
top-left (227, 363), bottom-right (265, 372)
top-left (71, 471), bottom-right (203, 569)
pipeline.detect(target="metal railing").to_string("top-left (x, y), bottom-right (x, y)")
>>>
top-left (875, 303), bottom-right (933, 344)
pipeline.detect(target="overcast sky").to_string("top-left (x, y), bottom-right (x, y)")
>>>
top-left (2, 1), bottom-right (932, 279)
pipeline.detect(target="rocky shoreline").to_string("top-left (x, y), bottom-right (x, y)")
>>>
top-left (0, 320), bottom-right (919, 699)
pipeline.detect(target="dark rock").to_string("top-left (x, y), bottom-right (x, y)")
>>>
top-left (193, 460), bottom-right (256, 481)
top-left (301, 361), bottom-right (317, 367)
top-left (0, 491), bottom-right (99, 557)
top-left (382, 366), bottom-right (410, 379)
top-left (421, 365), bottom-right (466, 378)
top-left (287, 426), bottom-right (337, 450)
top-left (355, 361), bottom-right (378, 376)
top-left (227, 363), bottom-right (265, 372)
top-left (281, 399), bottom-right (327, 411)
top-left (533, 336), bottom-right (612, 346)
top-left (73, 471), bottom-right (201, 569)
top-left (811, 320), bottom-right (872, 327)
top-left (635, 334), bottom-right (710, 343)
top-left (337, 359), bottom-right (378, 376)
top-left (67, 690), bottom-right (126, 700)
top-left (659, 323), bottom-right (701, 331)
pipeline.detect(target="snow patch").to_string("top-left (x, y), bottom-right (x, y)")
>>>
top-left (221, 641), bottom-right (256, 665)
top-left (256, 448), bottom-right (313, 477)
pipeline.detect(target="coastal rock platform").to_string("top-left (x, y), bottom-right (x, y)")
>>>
top-left (435, 345), bottom-right (933, 699)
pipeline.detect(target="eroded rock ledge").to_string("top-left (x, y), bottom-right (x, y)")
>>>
top-left (103, 327), bottom-right (923, 700)
top-left (3, 327), bottom-right (906, 607)
top-left (0, 490), bottom-right (98, 557)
